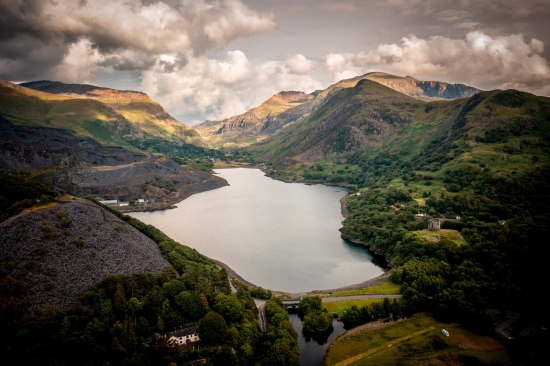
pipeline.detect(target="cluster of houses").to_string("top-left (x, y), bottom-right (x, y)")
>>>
top-left (98, 198), bottom-right (166, 206)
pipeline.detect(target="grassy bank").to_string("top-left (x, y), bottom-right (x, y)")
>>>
top-left (323, 299), bottom-right (394, 315)
top-left (321, 282), bottom-right (401, 298)
top-left (325, 312), bottom-right (513, 366)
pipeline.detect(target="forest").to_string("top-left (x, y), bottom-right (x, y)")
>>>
top-left (0, 195), bottom-right (299, 366)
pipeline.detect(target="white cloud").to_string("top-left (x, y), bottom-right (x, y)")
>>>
top-left (285, 54), bottom-right (317, 75)
top-left (325, 53), bottom-right (363, 82)
top-left (352, 31), bottom-right (550, 95)
top-left (140, 50), bottom-right (324, 124)
top-left (54, 39), bottom-right (103, 83)
top-left (36, 0), bottom-right (275, 55)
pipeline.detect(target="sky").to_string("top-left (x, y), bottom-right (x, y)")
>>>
top-left (1, 0), bottom-right (550, 125)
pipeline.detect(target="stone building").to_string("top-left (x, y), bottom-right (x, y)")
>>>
top-left (428, 218), bottom-right (441, 231)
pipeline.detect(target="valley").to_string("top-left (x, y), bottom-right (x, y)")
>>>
top-left (1, 70), bottom-right (548, 366)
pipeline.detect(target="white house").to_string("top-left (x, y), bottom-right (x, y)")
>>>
top-left (415, 213), bottom-right (426, 218)
top-left (167, 326), bottom-right (200, 346)
top-left (99, 200), bottom-right (118, 205)
top-left (137, 199), bottom-right (145, 203)
top-left (119, 202), bottom-right (129, 207)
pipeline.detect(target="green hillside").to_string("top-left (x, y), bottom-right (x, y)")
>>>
top-left (248, 79), bottom-right (425, 166)
top-left (196, 72), bottom-right (479, 149)
top-left (0, 80), bottom-right (222, 160)
top-left (246, 82), bottom-right (550, 355)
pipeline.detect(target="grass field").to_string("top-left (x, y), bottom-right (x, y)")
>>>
top-left (322, 282), bottom-right (401, 298)
top-left (323, 299), bottom-right (394, 315)
top-left (412, 229), bottom-right (467, 246)
top-left (325, 312), bottom-right (513, 366)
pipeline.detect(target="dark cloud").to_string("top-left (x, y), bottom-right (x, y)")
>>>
top-left (98, 55), bottom-right (156, 72)
top-left (0, 0), bottom-right (275, 81)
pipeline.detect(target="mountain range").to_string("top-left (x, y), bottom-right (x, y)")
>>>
top-left (0, 79), bottom-right (217, 160)
top-left (195, 72), bottom-right (481, 148)
top-left (1, 70), bottom-right (549, 365)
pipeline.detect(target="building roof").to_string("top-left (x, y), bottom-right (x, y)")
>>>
top-left (169, 325), bottom-right (199, 338)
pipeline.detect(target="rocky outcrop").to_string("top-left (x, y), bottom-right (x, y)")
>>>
top-left (195, 91), bottom-right (313, 146)
top-left (363, 72), bottom-right (481, 99)
top-left (52, 158), bottom-right (227, 202)
top-left (0, 199), bottom-right (170, 319)
top-left (0, 115), bottom-right (151, 171)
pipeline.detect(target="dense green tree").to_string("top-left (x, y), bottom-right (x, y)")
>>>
top-left (174, 292), bottom-right (204, 321)
top-left (199, 311), bottom-right (229, 344)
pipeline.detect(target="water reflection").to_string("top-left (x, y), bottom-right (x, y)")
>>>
top-left (130, 168), bottom-right (385, 293)
top-left (289, 313), bottom-right (346, 366)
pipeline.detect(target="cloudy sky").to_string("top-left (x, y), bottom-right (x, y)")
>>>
top-left (1, 0), bottom-right (550, 125)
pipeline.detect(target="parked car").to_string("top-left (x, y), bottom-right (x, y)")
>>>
top-left (441, 329), bottom-right (449, 337)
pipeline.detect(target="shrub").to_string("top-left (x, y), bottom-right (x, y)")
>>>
top-left (40, 195), bottom-right (54, 204)
top-left (446, 183), bottom-right (461, 192)
top-left (56, 211), bottom-right (71, 228)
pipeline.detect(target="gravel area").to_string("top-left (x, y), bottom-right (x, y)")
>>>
top-left (0, 199), bottom-right (169, 320)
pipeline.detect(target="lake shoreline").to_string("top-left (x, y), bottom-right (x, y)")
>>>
top-left (211, 254), bottom-right (392, 297)
top-left (130, 167), bottom-right (390, 295)
top-left (119, 174), bottom-right (228, 213)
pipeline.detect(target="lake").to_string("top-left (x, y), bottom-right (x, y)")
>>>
top-left (130, 168), bottom-right (385, 293)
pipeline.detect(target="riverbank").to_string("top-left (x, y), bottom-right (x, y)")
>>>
top-left (340, 233), bottom-right (393, 268)
top-left (294, 271), bottom-right (392, 297)
top-left (340, 196), bottom-right (349, 218)
top-left (208, 254), bottom-right (393, 298)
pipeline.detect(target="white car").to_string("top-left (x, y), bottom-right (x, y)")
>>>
top-left (441, 329), bottom-right (449, 337)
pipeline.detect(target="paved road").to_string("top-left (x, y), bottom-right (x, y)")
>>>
top-left (254, 299), bottom-right (267, 332)
top-left (323, 294), bottom-right (402, 302)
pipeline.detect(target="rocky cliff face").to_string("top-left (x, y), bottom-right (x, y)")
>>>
top-left (0, 116), bottom-right (151, 171)
top-left (0, 199), bottom-right (169, 319)
top-left (363, 72), bottom-right (481, 99)
top-left (52, 158), bottom-right (227, 202)
top-left (195, 91), bottom-right (313, 147)
top-left (0, 113), bottom-right (227, 204)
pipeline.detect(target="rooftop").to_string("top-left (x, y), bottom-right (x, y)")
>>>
top-left (169, 325), bottom-right (199, 338)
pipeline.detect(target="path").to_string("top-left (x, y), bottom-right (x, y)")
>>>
top-left (282, 294), bottom-right (403, 307)
top-left (254, 299), bottom-right (267, 332)
top-left (323, 294), bottom-right (402, 302)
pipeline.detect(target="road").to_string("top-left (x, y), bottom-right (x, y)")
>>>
top-left (323, 294), bottom-right (402, 302)
top-left (254, 299), bottom-right (267, 332)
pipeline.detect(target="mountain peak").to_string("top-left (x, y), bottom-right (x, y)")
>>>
top-left (21, 80), bottom-right (150, 103)
top-left (265, 91), bottom-right (312, 105)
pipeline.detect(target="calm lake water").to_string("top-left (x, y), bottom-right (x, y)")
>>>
top-left (130, 168), bottom-right (385, 293)
top-left (289, 313), bottom-right (346, 366)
